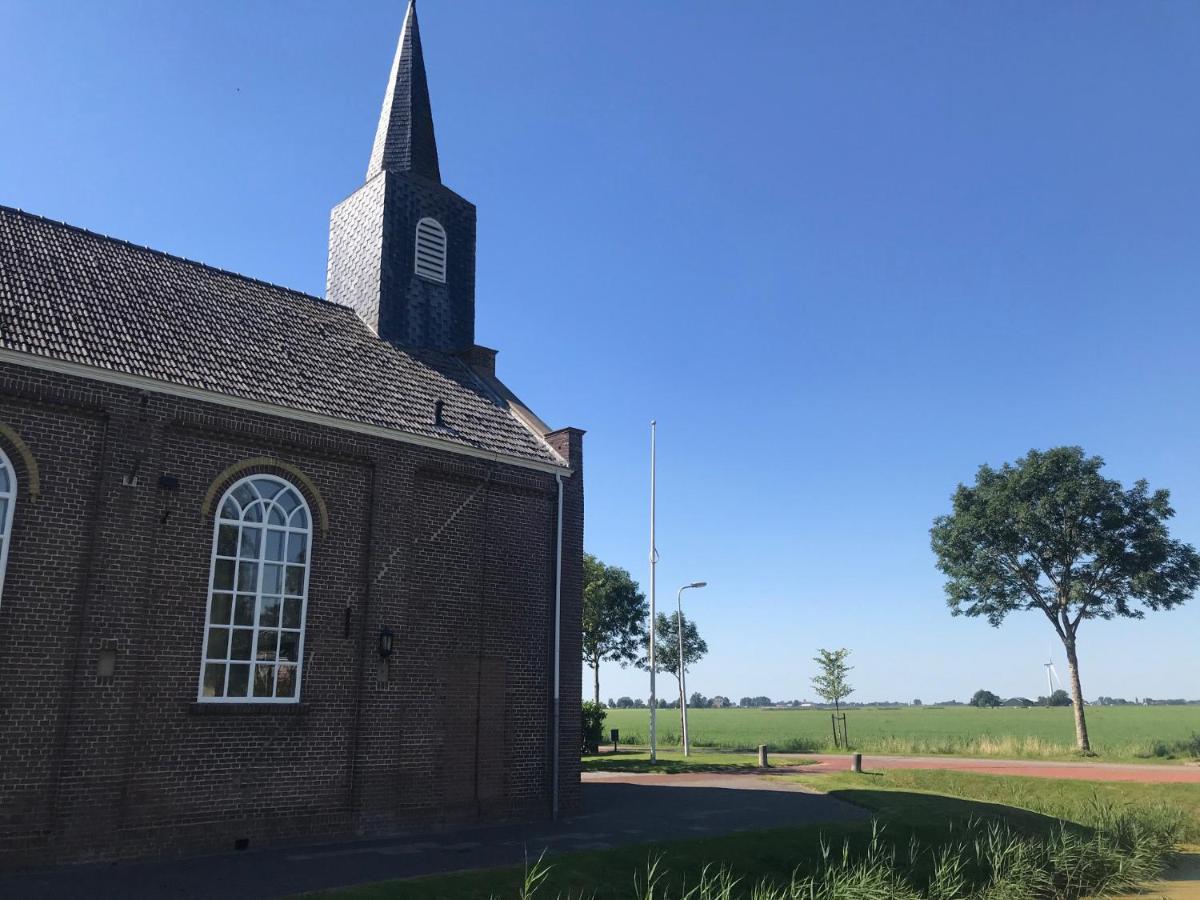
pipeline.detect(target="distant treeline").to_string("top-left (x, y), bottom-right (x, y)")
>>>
top-left (603, 694), bottom-right (1200, 709)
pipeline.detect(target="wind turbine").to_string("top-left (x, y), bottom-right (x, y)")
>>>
top-left (1043, 646), bottom-right (1063, 698)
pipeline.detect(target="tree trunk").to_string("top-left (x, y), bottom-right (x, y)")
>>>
top-left (592, 657), bottom-right (600, 707)
top-left (1064, 639), bottom-right (1091, 752)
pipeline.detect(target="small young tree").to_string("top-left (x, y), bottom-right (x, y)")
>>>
top-left (931, 447), bottom-right (1200, 751)
top-left (812, 648), bottom-right (854, 714)
top-left (638, 611), bottom-right (708, 736)
top-left (582, 554), bottom-right (647, 705)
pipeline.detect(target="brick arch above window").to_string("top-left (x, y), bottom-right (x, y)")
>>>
top-left (0, 445), bottom-right (16, 605)
top-left (201, 457), bottom-right (329, 534)
top-left (0, 421), bottom-right (40, 501)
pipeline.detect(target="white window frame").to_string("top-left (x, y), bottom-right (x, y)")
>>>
top-left (197, 474), bottom-right (313, 704)
top-left (0, 449), bottom-right (15, 606)
top-left (414, 217), bottom-right (447, 283)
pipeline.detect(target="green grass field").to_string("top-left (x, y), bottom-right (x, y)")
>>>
top-left (316, 772), bottom-right (1200, 898)
top-left (601, 705), bottom-right (1200, 760)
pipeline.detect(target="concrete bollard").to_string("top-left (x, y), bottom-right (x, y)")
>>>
top-left (851, 753), bottom-right (863, 773)
top-left (757, 745), bottom-right (769, 768)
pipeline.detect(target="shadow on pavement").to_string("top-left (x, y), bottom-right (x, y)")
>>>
top-left (0, 780), bottom-right (867, 900)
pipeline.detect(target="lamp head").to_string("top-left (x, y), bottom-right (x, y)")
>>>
top-left (689, 581), bottom-right (707, 589)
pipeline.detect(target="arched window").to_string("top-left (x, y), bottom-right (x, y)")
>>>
top-left (414, 217), bottom-right (447, 283)
top-left (199, 475), bottom-right (312, 703)
top-left (0, 449), bottom-right (15, 605)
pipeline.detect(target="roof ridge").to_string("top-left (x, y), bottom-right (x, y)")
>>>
top-left (0, 204), bottom-right (351, 315)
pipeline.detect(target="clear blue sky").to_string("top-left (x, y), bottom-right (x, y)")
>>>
top-left (3, 1), bottom-right (1199, 704)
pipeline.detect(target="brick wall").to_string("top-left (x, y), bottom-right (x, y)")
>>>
top-left (0, 360), bottom-right (582, 867)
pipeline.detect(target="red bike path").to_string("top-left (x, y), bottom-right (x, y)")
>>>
top-left (790, 752), bottom-right (1200, 782)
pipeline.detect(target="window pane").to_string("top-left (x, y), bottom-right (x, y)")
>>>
top-left (216, 524), bottom-right (238, 557)
top-left (285, 566), bottom-right (304, 595)
top-left (290, 508), bottom-right (308, 529)
top-left (256, 630), bottom-right (278, 660)
top-left (228, 663), bottom-right (250, 697)
top-left (282, 597), bottom-right (302, 629)
top-left (253, 664), bottom-right (275, 697)
top-left (213, 559), bottom-right (235, 590)
top-left (286, 533), bottom-right (306, 564)
top-left (278, 489), bottom-right (299, 515)
top-left (276, 665), bottom-right (297, 698)
top-left (265, 530), bottom-right (285, 562)
top-left (259, 595), bottom-right (281, 627)
top-left (232, 483), bottom-right (256, 506)
top-left (262, 564), bottom-right (283, 595)
top-left (245, 504), bottom-right (263, 523)
top-left (202, 664), bottom-right (226, 697)
top-left (0, 467), bottom-right (9, 493)
top-left (0, 498), bottom-right (8, 527)
top-left (253, 479), bottom-right (283, 501)
top-left (279, 630), bottom-right (300, 662)
top-left (206, 627), bottom-right (229, 660)
top-left (237, 561), bottom-right (258, 591)
top-left (239, 527), bottom-right (261, 559)
top-left (268, 506), bottom-right (286, 526)
top-left (210, 593), bottom-right (233, 625)
top-left (234, 595), bottom-right (255, 626)
top-left (230, 628), bottom-right (253, 660)
top-left (220, 497), bottom-right (239, 520)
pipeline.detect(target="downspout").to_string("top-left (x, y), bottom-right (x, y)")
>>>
top-left (552, 472), bottom-right (564, 820)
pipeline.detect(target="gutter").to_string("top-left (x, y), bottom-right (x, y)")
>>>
top-left (0, 348), bottom-right (573, 477)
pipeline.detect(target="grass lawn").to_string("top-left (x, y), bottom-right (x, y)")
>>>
top-left (601, 705), bottom-right (1200, 761)
top-left (580, 749), bottom-right (819, 774)
top-left (308, 771), bottom-right (1200, 899)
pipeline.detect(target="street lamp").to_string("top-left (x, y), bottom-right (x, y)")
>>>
top-left (676, 581), bottom-right (707, 756)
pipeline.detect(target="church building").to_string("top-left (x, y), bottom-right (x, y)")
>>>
top-left (0, 2), bottom-right (583, 866)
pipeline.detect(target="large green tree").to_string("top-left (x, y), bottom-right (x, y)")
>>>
top-left (931, 447), bottom-right (1200, 752)
top-left (582, 553), bottom-right (647, 705)
top-left (970, 689), bottom-right (1002, 708)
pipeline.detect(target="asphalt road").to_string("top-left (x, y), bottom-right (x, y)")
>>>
top-left (0, 775), bottom-right (866, 899)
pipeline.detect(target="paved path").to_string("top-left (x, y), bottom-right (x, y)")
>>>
top-left (0, 776), bottom-right (865, 900)
top-left (1113, 846), bottom-right (1200, 900)
top-left (788, 753), bottom-right (1200, 783)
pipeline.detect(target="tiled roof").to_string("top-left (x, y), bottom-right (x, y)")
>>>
top-left (0, 206), bottom-right (563, 468)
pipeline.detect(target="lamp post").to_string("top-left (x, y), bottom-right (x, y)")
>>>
top-left (676, 581), bottom-right (706, 756)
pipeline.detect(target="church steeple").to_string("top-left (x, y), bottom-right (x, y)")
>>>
top-left (366, 1), bottom-right (441, 183)
top-left (327, 2), bottom-right (477, 354)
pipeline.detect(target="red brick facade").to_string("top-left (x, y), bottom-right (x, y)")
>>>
top-left (0, 359), bottom-right (583, 867)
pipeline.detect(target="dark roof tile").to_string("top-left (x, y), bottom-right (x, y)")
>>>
top-left (0, 206), bottom-right (563, 468)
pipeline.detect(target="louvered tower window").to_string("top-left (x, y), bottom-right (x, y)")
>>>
top-left (414, 217), bottom-right (447, 283)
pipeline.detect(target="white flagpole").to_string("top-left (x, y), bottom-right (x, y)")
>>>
top-left (648, 420), bottom-right (658, 763)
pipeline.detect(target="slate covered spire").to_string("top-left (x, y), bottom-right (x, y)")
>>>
top-left (329, 0), bottom-right (476, 353)
top-left (366, 0), bottom-right (441, 183)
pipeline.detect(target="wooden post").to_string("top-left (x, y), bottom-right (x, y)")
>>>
top-left (851, 753), bottom-right (862, 774)
top-left (757, 745), bottom-right (769, 768)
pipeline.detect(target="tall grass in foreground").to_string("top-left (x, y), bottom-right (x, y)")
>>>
top-left (510, 803), bottom-right (1185, 900)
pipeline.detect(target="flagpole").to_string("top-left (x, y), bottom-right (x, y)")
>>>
top-left (648, 420), bottom-right (657, 763)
